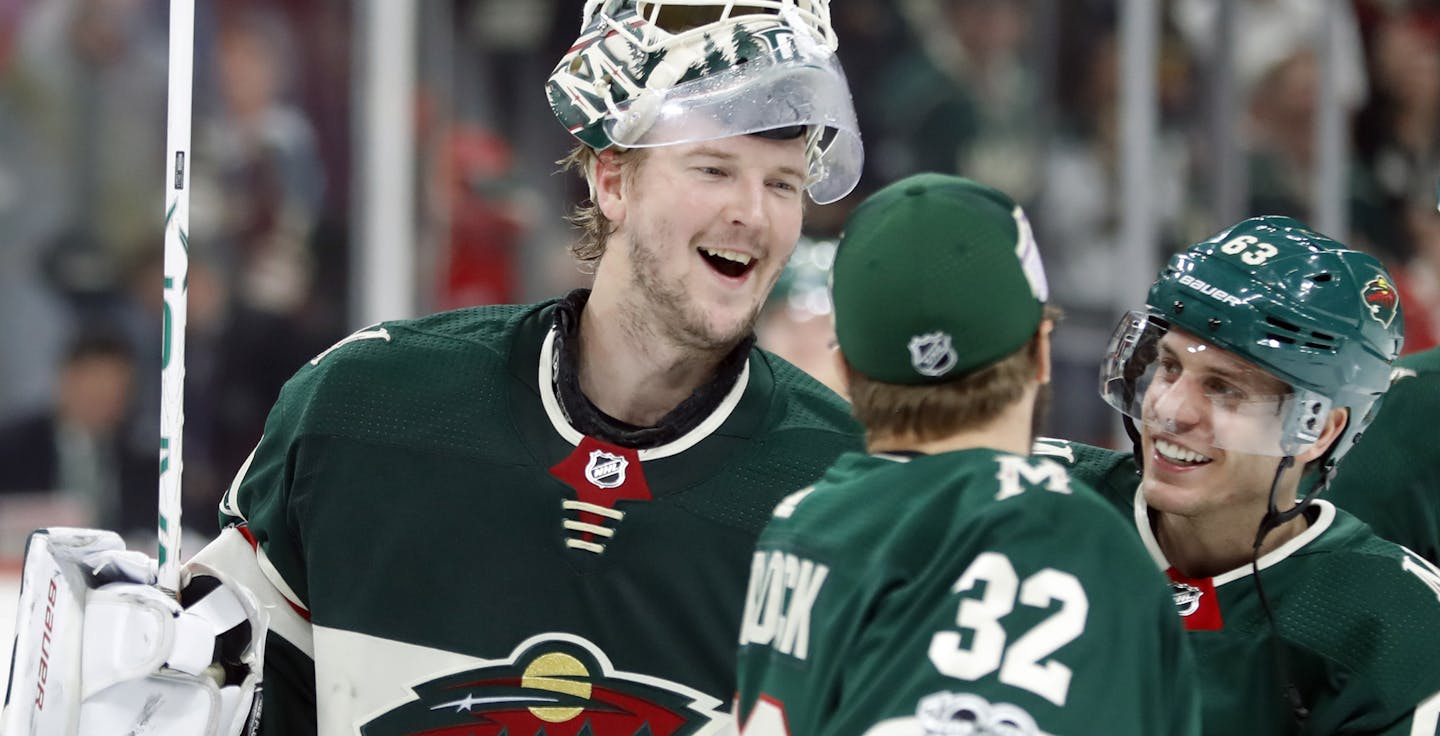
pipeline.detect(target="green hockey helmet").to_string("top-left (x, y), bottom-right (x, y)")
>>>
top-left (546, 0), bottom-right (863, 204)
top-left (1100, 216), bottom-right (1403, 466)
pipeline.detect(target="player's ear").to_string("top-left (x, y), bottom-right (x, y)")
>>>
top-left (831, 346), bottom-right (851, 399)
top-left (1296, 407), bottom-right (1349, 465)
top-left (1035, 319), bottom-right (1054, 386)
top-left (594, 149), bottom-right (628, 224)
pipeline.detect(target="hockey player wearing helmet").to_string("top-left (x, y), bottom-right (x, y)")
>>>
top-left (228, 2), bottom-right (864, 733)
top-left (1037, 216), bottom-right (1440, 735)
top-left (2, 2), bottom-right (865, 734)
top-left (735, 173), bottom-right (1200, 736)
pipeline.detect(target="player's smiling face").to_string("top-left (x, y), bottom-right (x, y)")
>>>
top-left (1136, 329), bottom-right (1298, 519)
top-left (599, 134), bottom-right (807, 351)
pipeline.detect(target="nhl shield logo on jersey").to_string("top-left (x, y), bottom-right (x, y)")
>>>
top-left (1170, 582), bottom-right (1204, 617)
top-left (551, 438), bottom-right (653, 551)
top-left (1165, 572), bottom-right (1222, 630)
top-left (360, 634), bottom-right (727, 735)
top-left (1362, 275), bottom-right (1400, 328)
top-left (908, 332), bottom-right (958, 377)
top-left (585, 450), bottom-right (628, 489)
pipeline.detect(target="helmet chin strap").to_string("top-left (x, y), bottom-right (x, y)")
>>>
top-left (1122, 415), bottom-right (1144, 476)
top-left (1251, 454), bottom-right (1311, 728)
top-left (1127, 421), bottom-right (1316, 726)
top-left (1253, 455), bottom-right (1301, 550)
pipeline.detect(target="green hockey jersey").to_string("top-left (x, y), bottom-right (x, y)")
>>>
top-left (734, 449), bottom-right (1200, 736)
top-left (211, 298), bottom-right (863, 735)
top-left (1326, 348), bottom-right (1440, 564)
top-left (1035, 439), bottom-right (1440, 736)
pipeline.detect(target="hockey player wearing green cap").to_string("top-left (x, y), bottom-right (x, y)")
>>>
top-left (1037, 215), bottom-right (1440, 734)
top-left (734, 173), bottom-right (1200, 736)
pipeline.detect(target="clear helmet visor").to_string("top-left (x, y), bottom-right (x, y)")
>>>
top-left (1099, 311), bottom-right (1333, 457)
top-left (602, 50), bottom-right (862, 204)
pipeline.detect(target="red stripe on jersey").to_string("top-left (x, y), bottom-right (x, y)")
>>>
top-left (1166, 568), bottom-right (1223, 630)
top-left (235, 524), bottom-right (312, 622)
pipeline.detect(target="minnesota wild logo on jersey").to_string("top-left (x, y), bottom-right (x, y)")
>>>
top-left (360, 635), bottom-right (728, 735)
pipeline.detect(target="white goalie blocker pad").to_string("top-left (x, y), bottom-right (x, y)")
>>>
top-left (0, 528), bottom-right (267, 736)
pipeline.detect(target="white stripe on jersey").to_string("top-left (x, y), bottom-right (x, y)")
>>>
top-left (1414, 687), bottom-right (1440, 736)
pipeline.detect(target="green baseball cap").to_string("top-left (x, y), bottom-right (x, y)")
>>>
top-left (832, 173), bottom-right (1049, 384)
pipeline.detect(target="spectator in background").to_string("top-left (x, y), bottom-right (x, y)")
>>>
top-left (818, 0), bottom-right (907, 220)
top-left (756, 237), bottom-right (845, 396)
top-left (868, 0), bottom-right (1043, 203)
top-left (8, 0), bottom-right (167, 279)
top-left (1352, 11), bottom-right (1440, 352)
top-left (1393, 192), bottom-right (1440, 353)
top-left (1038, 28), bottom-right (1193, 447)
top-left (1354, 11), bottom-right (1440, 265)
top-left (189, 5), bottom-right (331, 486)
top-left (0, 0), bottom-right (166, 422)
top-left (192, 3), bottom-right (325, 323)
top-left (1171, 0), bottom-right (1369, 230)
top-left (1245, 49), bottom-right (1327, 220)
top-left (0, 330), bottom-right (145, 536)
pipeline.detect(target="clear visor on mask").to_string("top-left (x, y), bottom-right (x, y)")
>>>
top-left (602, 51), bottom-right (862, 204)
top-left (1099, 311), bottom-right (1333, 457)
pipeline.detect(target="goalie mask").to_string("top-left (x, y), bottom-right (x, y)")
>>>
top-left (1100, 216), bottom-right (1403, 467)
top-left (546, 0), bottom-right (863, 204)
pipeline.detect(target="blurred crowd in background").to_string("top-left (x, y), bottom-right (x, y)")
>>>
top-left (1, 0), bottom-right (1439, 550)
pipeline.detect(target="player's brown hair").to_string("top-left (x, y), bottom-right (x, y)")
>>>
top-left (845, 308), bottom-right (1060, 444)
top-left (560, 144), bottom-right (648, 270)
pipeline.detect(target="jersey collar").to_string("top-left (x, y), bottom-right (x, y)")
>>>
top-left (537, 323), bottom-right (751, 461)
top-left (1131, 488), bottom-right (1337, 586)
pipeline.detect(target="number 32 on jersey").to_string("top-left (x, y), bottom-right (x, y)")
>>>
top-left (930, 551), bottom-right (1088, 707)
top-left (742, 551), bottom-right (1090, 736)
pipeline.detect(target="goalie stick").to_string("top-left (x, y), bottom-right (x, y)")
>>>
top-left (159, 0), bottom-right (195, 597)
top-left (1, 14), bottom-right (271, 733)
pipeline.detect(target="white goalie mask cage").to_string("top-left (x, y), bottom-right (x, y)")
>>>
top-left (550, 0), bottom-right (863, 203)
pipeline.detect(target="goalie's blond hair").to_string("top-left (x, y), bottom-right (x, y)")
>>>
top-left (559, 144), bottom-right (648, 270)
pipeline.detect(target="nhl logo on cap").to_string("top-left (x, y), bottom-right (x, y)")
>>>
top-left (908, 332), bottom-right (959, 377)
top-left (585, 450), bottom-right (628, 489)
top-left (830, 173), bottom-right (1048, 385)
